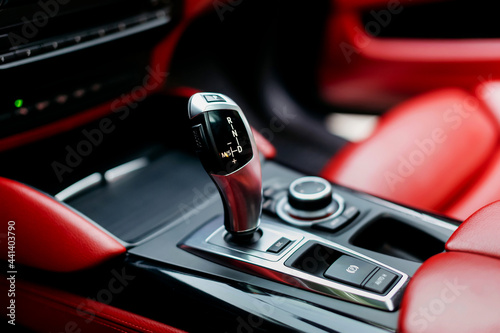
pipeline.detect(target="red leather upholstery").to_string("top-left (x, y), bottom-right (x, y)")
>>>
top-left (477, 80), bottom-right (500, 125)
top-left (1, 277), bottom-right (185, 333)
top-left (253, 128), bottom-right (277, 160)
top-left (398, 252), bottom-right (500, 333)
top-left (321, 88), bottom-right (498, 213)
top-left (0, 177), bottom-right (126, 272)
top-left (399, 202), bottom-right (500, 333)
top-left (446, 201), bottom-right (500, 259)
top-left (320, 0), bottom-right (500, 111)
top-left (445, 152), bottom-right (500, 220)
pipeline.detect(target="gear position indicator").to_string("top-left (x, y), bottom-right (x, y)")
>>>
top-left (207, 109), bottom-right (253, 174)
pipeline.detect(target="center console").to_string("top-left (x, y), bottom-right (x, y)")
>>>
top-left (123, 152), bottom-right (457, 331)
top-left (41, 92), bottom-right (458, 332)
top-left (9, 91), bottom-right (460, 332)
top-left (179, 93), bottom-right (411, 311)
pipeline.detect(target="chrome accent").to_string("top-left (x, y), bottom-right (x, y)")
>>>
top-left (276, 193), bottom-right (345, 227)
top-left (285, 201), bottom-right (337, 219)
top-left (289, 176), bottom-right (332, 202)
top-left (180, 217), bottom-right (409, 311)
top-left (211, 155), bottom-right (262, 234)
top-left (55, 173), bottom-right (102, 201)
top-left (188, 93), bottom-right (262, 236)
top-left (104, 157), bottom-right (149, 182)
top-left (207, 223), bottom-right (304, 262)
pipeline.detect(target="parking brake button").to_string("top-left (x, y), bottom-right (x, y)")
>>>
top-left (324, 255), bottom-right (377, 287)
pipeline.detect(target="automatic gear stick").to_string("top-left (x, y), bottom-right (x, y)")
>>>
top-left (188, 92), bottom-right (262, 241)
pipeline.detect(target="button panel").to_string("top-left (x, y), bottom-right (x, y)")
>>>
top-left (0, 8), bottom-right (171, 67)
top-left (323, 255), bottom-right (400, 294)
top-left (0, 80), bottom-right (109, 126)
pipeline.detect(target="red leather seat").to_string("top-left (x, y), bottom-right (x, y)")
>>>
top-left (0, 276), bottom-right (186, 333)
top-left (399, 201), bottom-right (500, 333)
top-left (321, 84), bottom-right (500, 220)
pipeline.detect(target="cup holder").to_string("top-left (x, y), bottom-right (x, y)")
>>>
top-left (351, 216), bottom-right (445, 262)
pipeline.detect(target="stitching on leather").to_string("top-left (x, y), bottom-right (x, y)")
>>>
top-left (96, 321), bottom-right (130, 333)
top-left (97, 313), bottom-right (155, 333)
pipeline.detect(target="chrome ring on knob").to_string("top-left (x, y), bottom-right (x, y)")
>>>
top-left (276, 191), bottom-right (345, 227)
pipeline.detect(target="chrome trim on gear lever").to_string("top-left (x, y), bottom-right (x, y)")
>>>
top-left (188, 93), bottom-right (262, 238)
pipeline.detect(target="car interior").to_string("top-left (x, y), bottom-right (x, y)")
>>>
top-left (1, 0), bottom-right (500, 332)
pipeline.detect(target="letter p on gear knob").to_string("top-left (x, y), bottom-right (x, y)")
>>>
top-left (188, 93), bottom-right (262, 241)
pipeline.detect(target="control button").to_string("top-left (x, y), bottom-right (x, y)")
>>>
top-left (313, 215), bottom-right (349, 232)
top-left (35, 101), bottom-right (50, 111)
top-left (15, 107), bottom-right (30, 116)
top-left (313, 205), bottom-right (359, 232)
top-left (0, 52), bottom-right (16, 64)
top-left (41, 41), bottom-right (60, 52)
top-left (262, 198), bottom-right (276, 215)
top-left (204, 94), bottom-right (226, 103)
top-left (342, 206), bottom-right (359, 221)
top-left (267, 237), bottom-right (291, 253)
top-left (97, 28), bottom-right (107, 38)
top-left (73, 89), bottom-right (86, 98)
top-left (324, 255), bottom-right (377, 287)
top-left (191, 124), bottom-right (206, 151)
top-left (288, 177), bottom-right (334, 212)
top-left (55, 94), bottom-right (69, 104)
top-left (363, 269), bottom-right (397, 294)
top-left (72, 33), bottom-right (94, 44)
top-left (117, 22), bottom-right (127, 31)
top-left (14, 46), bottom-right (40, 59)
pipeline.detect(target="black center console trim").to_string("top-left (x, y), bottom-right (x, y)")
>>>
top-left (0, 10), bottom-right (171, 69)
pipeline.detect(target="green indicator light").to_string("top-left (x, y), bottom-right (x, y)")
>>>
top-left (14, 99), bottom-right (23, 108)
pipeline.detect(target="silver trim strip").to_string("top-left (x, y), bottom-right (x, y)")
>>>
top-left (0, 13), bottom-right (170, 70)
top-left (289, 176), bottom-right (332, 201)
top-left (104, 157), bottom-right (149, 183)
top-left (180, 217), bottom-right (409, 311)
top-left (55, 172), bottom-right (102, 201)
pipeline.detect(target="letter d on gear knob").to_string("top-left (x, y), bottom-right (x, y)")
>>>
top-left (188, 93), bottom-right (262, 241)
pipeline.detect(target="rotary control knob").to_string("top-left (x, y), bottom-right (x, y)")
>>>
top-left (288, 177), bottom-right (334, 212)
top-left (279, 176), bottom-right (342, 223)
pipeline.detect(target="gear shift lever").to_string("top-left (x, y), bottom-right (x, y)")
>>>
top-left (188, 93), bottom-right (262, 241)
